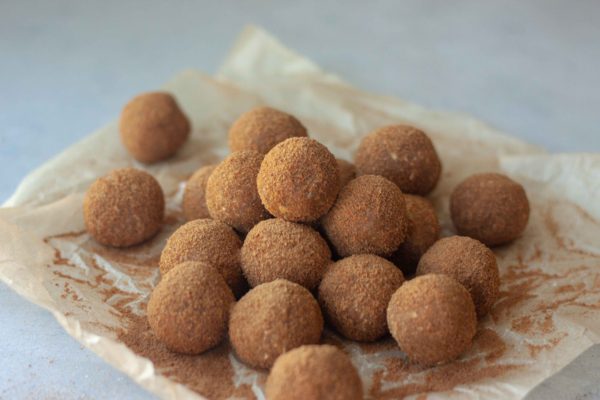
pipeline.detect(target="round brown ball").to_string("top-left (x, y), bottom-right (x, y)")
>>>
top-left (229, 279), bottom-right (323, 369)
top-left (241, 218), bottom-right (331, 290)
top-left (321, 175), bottom-right (407, 257)
top-left (336, 158), bottom-right (356, 189)
top-left (159, 219), bottom-right (245, 297)
top-left (206, 150), bottom-right (269, 233)
top-left (84, 168), bottom-right (164, 247)
top-left (390, 195), bottom-right (440, 276)
top-left (228, 106), bottom-right (308, 154)
top-left (318, 254), bottom-right (404, 341)
top-left (417, 236), bottom-right (499, 318)
top-left (147, 261), bottom-right (234, 354)
top-left (119, 92), bottom-right (190, 163)
top-left (257, 137), bottom-right (339, 222)
top-left (387, 274), bottom-right (477, 366)
top-left (206, 151), bottom-right (269, 233)
top-left (450, 173), bottom-right (530, 246)
top-left (355, 125), bottom-right (441, 195)
top-left (266, 345), bottom-right (363, 400)
top-left (182, 164), bottom-right (216, 221)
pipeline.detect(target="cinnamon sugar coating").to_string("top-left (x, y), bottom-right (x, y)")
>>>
top-left (229, 279), bottom-right (323, 369)
top-left (228, 106), bottom-right (308, 154)
top-left (257, 137), bottom-right (339, 222)
top-left (266, 345), bottom-right (363, 400)
top-left (241, 218), bottom-right (331, 290)
top-left (84, 168), bottom-right (164, 247)
top-left (321, 175), bottom-right (407, 257)
top-left (318, 254), bottom-right (404, 341)
top-left (119, 92), bottom-right (190, 163)
top-left (206, 151), bottom-right (269, 233)
top-left (387, 274), bottom-right (477, 366)
top-left (147, 261), bottom-right (234, 354)
top-left (159, 219), bottom-right (246, 297)
top-left (355, 125), bottom-right (441, 195)
top-left (417, 236), bottom-right (500, 318)
top-left (390, 194), bottom-right (440, 276)
top-left (450, 173), bottom-right (530, 246)
top-left (182, 165), bottom-right (216, 221)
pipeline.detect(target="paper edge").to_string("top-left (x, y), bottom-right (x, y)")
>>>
top-left (217, 25), bottom-right (547, 157)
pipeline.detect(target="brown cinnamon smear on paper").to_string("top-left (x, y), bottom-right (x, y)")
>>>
top-left (120, 314), bottom-right (258, 400)
top-left (368, 328), bottom-right (512, 399)
top-left (41, 199), bottom-right (600, 399)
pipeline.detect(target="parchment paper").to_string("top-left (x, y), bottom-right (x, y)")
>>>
top-left (1, 25), bottom-right (599, 399)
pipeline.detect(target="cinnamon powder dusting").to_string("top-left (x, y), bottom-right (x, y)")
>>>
top-left (367, 329), bottom-right (512, 399)
top-left (40, 198), bottom-right (600, 399)
top-left (120, 314), bottom-right (259, 400)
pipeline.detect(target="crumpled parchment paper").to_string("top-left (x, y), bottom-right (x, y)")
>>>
top-left (1, 26), bottom-right (599, 400)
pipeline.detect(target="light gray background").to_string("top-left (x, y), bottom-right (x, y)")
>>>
top-left (1, 1), bottom-right (599, 399)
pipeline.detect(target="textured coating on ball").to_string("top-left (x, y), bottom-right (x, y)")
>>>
top-left (228, 106), bottom-right (308, 154)
top-left (387, 274), bottom-right (477, 366)
top-left (84, 168), bottom-right (164, 247)
top-left (119, 92), bottom-right (190, 163)
top-left (241, 218), bottom-right (331, 290)
top-left (266, 345), bottom-right (363, 400)
top-left (355, 125), bottom-right (441, 195)
top-left (257, 137), bottom-right (339, 222)
top-left (159, 219), bottom-right (245, 297)
top-left (318, 255), bottom-right (404, 341)
top-left (321, 175), bottom-right (407, 257)
top-left (417, 236), bottom-right (500, 317)
top-left (450, 173), bottom-right (530, 246)
top-left (182, 164), bottom-right (216, 221)
top-left (206, 151), bottom-right (269, 233)
top-left (229, 279), bottom-right (323, 369)
top-left (390, 195), bottom-right (440, 276)
top-left (147, 261), bottom-right (234, 354)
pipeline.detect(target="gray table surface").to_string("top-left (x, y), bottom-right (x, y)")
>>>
top-left (1, 1), bottom-right (599, 399)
